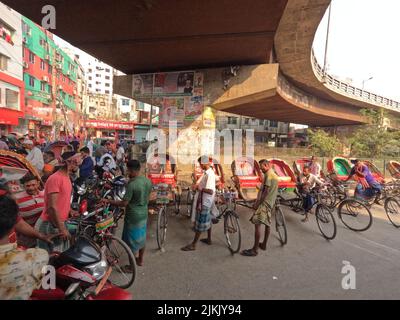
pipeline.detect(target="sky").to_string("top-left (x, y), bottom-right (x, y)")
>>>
top-left (313, 0), bottom-right (400, 101)
top-left (53, 0), bottom-right (400, 102)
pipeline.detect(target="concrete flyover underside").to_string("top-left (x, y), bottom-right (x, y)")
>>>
top-left (3, 0), bottom-right (288, 74)
top-left (6, 0), bottom-right (383, 126)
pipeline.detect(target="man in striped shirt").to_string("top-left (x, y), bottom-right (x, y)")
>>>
top-left (15, 174), bottom-right (44, 248)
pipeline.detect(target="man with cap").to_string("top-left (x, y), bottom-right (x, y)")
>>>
top-left (35, 151), bottom-right (79, 253)
top-left (24, 139), bottom-right (44, 173)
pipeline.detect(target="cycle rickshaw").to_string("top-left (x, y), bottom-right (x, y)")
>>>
top-left (146, 153), bottom-right (182, 251)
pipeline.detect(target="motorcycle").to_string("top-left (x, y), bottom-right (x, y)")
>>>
top-left (30, 235), bottom-right (132, 300)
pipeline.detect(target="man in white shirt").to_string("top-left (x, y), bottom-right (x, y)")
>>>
top-left (310, 156), bottom-right (322, 178)
top-left (24, 140), bottom-right (44, 173)
top-left (182, 156), bottom-right (216, 251)
top-left (299, 166), bottom-right (324, 222)
top-left (116, 143), bottom-right (126, 174)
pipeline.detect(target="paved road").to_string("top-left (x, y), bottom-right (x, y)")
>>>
top-left (125, 194), bottom-right (400, 300)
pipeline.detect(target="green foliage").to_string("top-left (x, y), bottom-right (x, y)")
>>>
top-left (349, 108), bottom-right (400, 157)
top-left (307, 129), bottom-right (341, 157)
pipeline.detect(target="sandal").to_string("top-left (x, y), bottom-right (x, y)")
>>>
top-left (181, 244), bottom-right (196, 251)
top-left (200, 239), bottom-right (212, 245)
top-left (240, 249), bottom-right (258, 257)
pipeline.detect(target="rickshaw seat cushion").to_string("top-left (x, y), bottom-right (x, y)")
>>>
top-left (237, 176), bottom-right (261, 188)
top-left (148, 173), bottom-right (176, 186)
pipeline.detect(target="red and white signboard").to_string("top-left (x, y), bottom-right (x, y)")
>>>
top-left (85, 120), bottom-right (135, 130)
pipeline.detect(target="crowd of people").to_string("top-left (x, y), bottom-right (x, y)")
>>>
top-left (0, 133), bottom-right (155, 299)
top-left (0, 129), bottom-right (384, 299)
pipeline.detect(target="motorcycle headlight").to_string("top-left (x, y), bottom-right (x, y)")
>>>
top-left (118, 188), bottom-right (126, 199)
top-left (77, 185), bottom-right (87, 195)
top-left (84, 258), bottom-right (108, 281)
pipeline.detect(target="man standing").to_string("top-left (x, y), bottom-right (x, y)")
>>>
top-left (102, 160), bottom-right (152, 267)
top-left (35, 151), bottom-right (78, 253)
top-left (43, 151), bottom-right (58, 180)
top-left (182, 156), bottom-right (216, 251)
top-left (310, 156), bottom-right (322, 178)
top-left (116, 143), bottom-right (126, 174)
top-left (24, 140), bottom-right (44, 173)
top-left (241, 159), bottom-right (279, 257)
top-left (15, 174), bottom-right (45, 248)
top-left (79, 147), bottom-right (94, 180)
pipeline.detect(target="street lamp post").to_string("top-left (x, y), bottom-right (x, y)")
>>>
top-left (322, 2), bottom-right (332, 81)
top-left (362, 77), bottom-right (373, 90)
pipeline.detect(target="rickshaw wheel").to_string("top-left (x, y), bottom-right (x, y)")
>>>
top-left (384, 197), bottom-right (400, 228)
top-left (156, 206), bottom-right (168, 250)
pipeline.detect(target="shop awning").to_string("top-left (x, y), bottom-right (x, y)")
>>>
top-left (0, 108), bottom-right (23, 126)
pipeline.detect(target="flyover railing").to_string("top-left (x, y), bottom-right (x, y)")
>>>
top-left (311, 50), bottom-right (400, 112)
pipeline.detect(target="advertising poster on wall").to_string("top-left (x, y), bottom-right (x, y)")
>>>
top-left (203, 106), bottom-right (216, 128)
top-left (185, 95), bottom-right (203, 118)
top-left (132, 74), bottom-right (154, 97)
top-left (153, 72), bottom-right (195, 96)
top-left (160, 97), bottom-right (184, 128)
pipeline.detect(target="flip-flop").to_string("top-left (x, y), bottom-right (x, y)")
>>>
top-left (240, 249), bottom-right (258, 257)
top-left (200, 239), bottom-right (212, 245)
top-left (181, 245), bottom-right (196, 251)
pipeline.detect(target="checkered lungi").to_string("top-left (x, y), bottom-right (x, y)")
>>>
top-left (35, 218), bottom-right (70, 253)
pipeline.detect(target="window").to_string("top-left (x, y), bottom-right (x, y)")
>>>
top-left (227, 117), bottom-right (238, 125)
top-left (88, 84), bottom-right (92, 88)
top-left (5, 89), bottom-right (19, 110)
top-left (0, 21), bottom-right (15, 45)
top-left (96, 74), bottom-right (100, 78)
top-left (22, 21), bottom-right (31, 34)
top-left (40, 59), bottom-right (46, 70)
top-left (0, 54), bottom-right (9, 71)
top-left (29, 51), bottom-right (35, 64)
top-left (29, 76), bottom-right (35, 87)
top-left (88, 68), bottom-right (92, 73)
top-left (48, 65), bottom-right (52, 74)
top-left (105, 90), bottom-right (110, 94)
top-left (105, 68), bottom-right (110, 73)
top-left (105, 76), bottom-right (110, 80)
top-left (269, 121), bottom-right (278, 128)
top-left (39, 38), bottom-right (46, 47)
top-left (122, 99), bottom-right (130, 106)
top-left (48, 85), bottom-right (52, 93)
top-left (63, 76), bottom-right (66, 83)
top-left (88, 76), bottom-right (92, 80)
top-left (40, 82), bottom-right (46, 91)
top-left (244, 118), bottom-right (250, 125)
top-left (105, 83), bottom-right (110, 87)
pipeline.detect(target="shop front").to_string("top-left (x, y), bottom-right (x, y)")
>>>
top-left (85, 120), bottom-right (135, 142)
top-left (0, 108), bottom-right (23, 134)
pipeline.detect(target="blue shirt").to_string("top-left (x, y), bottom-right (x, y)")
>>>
top-left (80, 156), bottom-right (94, 179)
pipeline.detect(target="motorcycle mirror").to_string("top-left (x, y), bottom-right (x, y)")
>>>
top-left (65, 282), bottom-right (80, 297)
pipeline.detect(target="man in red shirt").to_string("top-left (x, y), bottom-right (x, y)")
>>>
top-left (35, 152), bottom-right (78, 253)
top-left (15, 174), bottom-right (45, 248)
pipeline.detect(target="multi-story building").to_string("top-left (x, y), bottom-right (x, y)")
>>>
top-left (216, 111), bottom-right (291, 147)
top-left (83, 58), bottom-right (114, 99)
top-left (0, 3), bottom-right (24, 134)
top-left (22, 16), bottom-right (78, 138)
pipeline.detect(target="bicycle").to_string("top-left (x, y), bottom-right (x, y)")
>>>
top-left (278, 186), bottom-right (337, 240)
top-left (324, 177), bottom-right (373, 232)
top-left (67, 205), bottom-right (136, 289)
top-left (236, 192), bottom-right (288, 246)
top-left (214, 188), bottom-right (242, 254)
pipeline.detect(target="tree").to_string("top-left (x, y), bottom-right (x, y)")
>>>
top-left (349, 108), bottom-right (400, 158)
top-left (307, 129), bottom-right (341, 157)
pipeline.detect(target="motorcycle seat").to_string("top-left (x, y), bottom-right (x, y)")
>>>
top-left (56, 237), bottom-right (101, 268)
